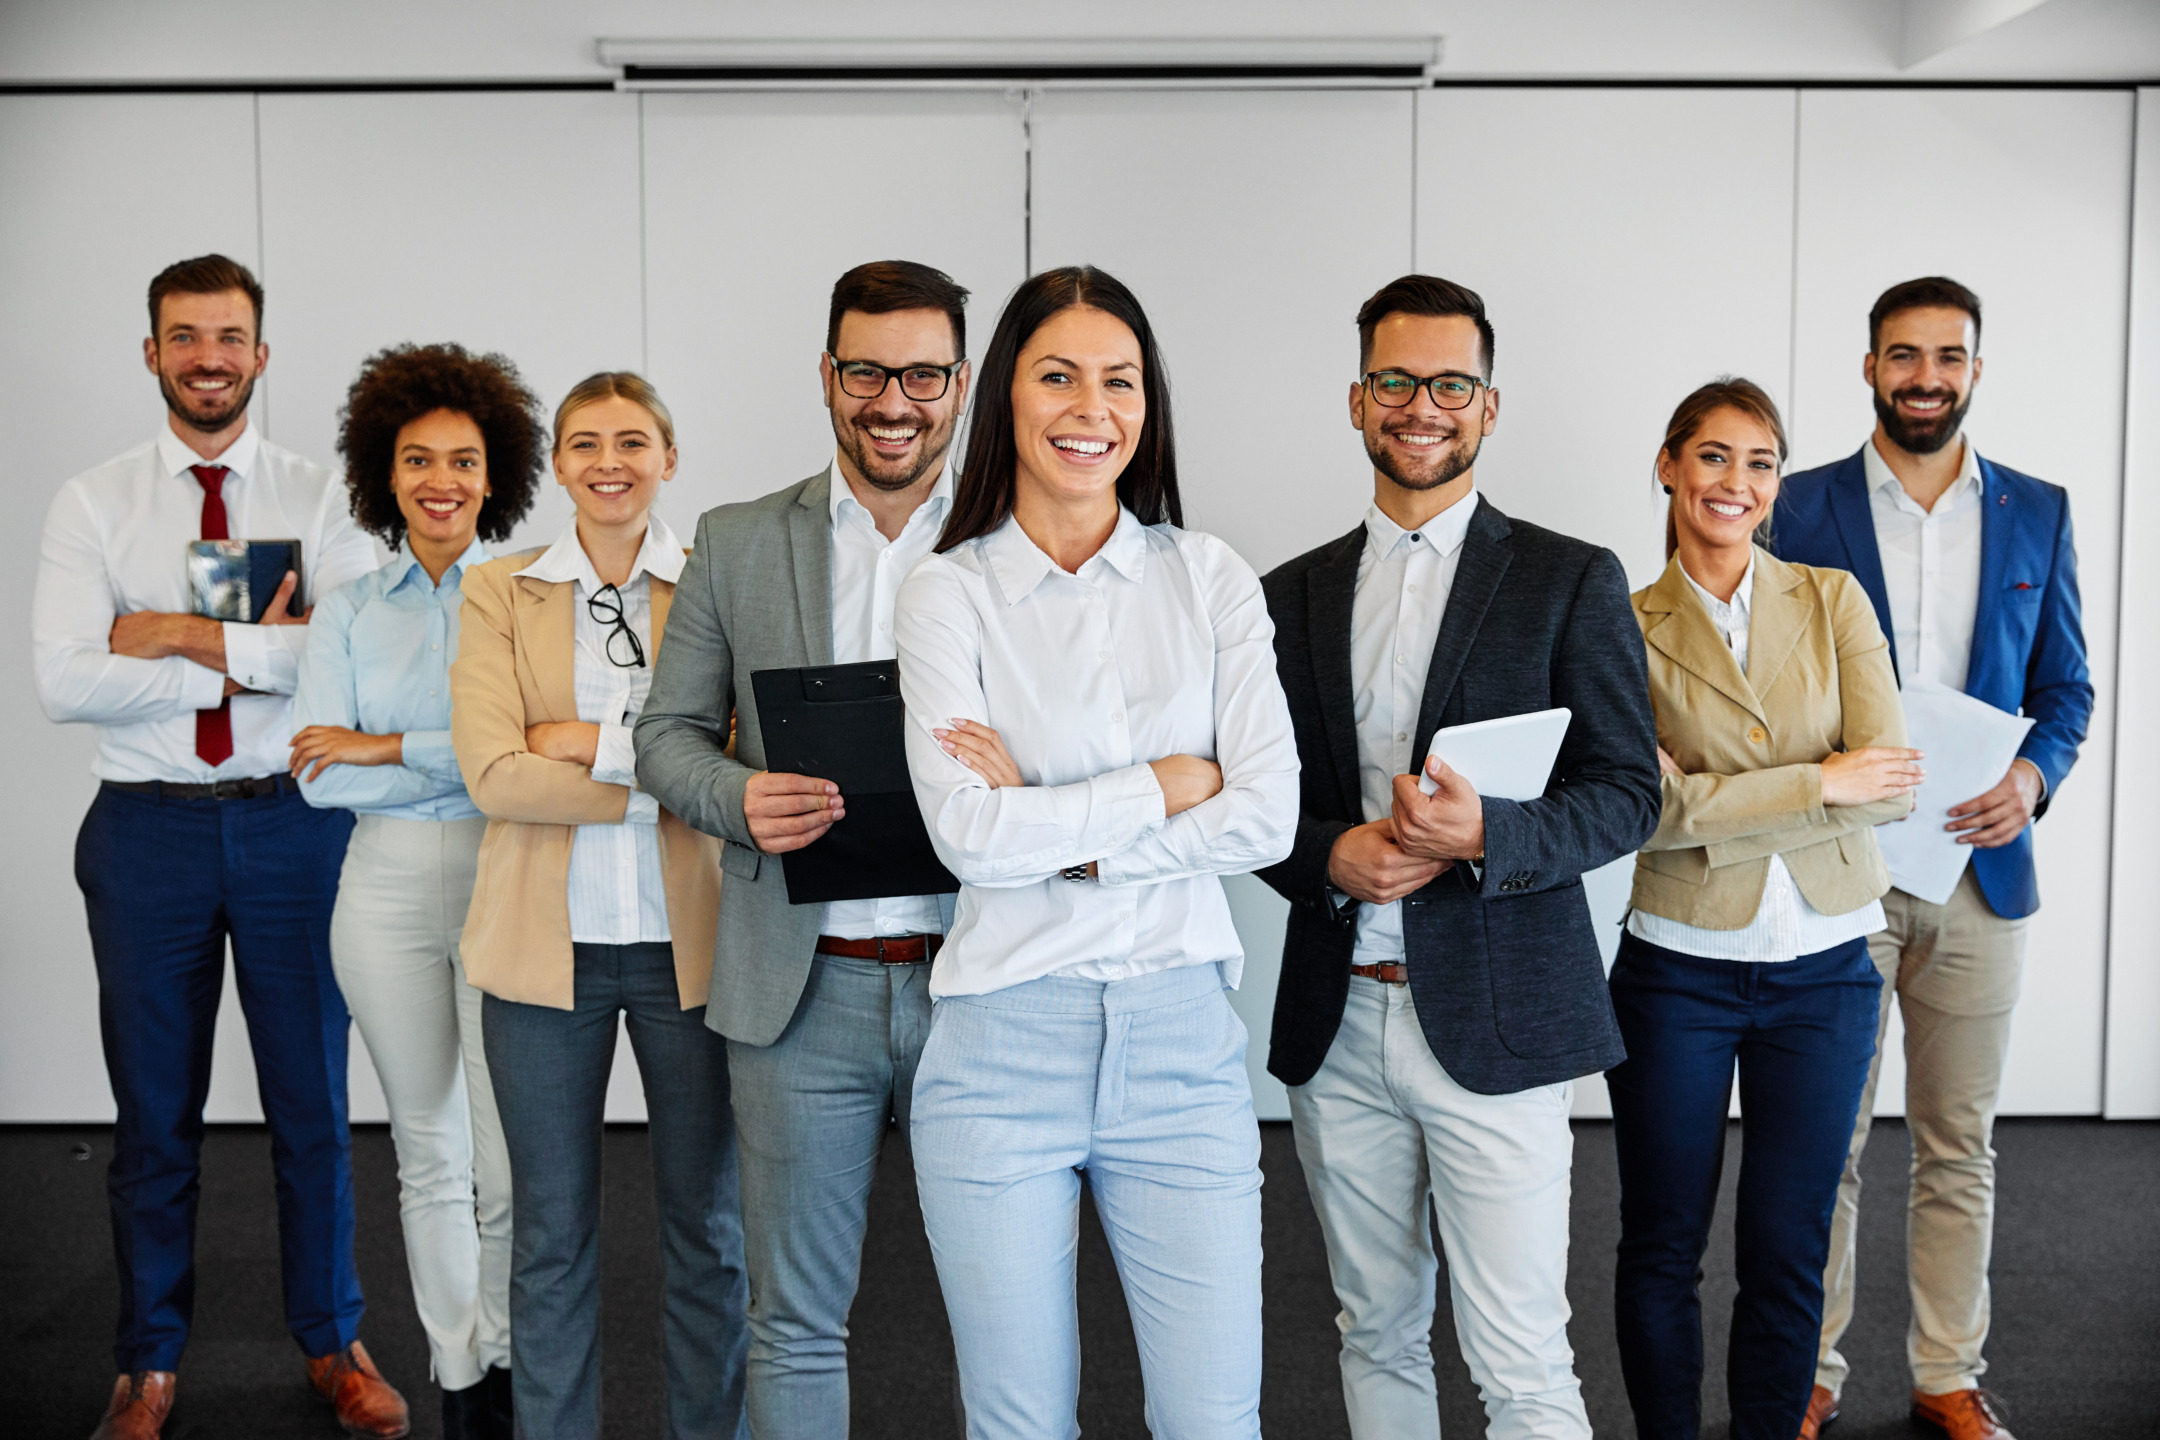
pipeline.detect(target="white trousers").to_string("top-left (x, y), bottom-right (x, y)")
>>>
top-left (1287, 977), bottom-right (1589, 1440)
top-left (330, 813), bottom-right (511, 1390)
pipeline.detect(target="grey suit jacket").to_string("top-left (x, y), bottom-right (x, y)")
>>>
top-left (634, 467), bottom-right (956, 1046)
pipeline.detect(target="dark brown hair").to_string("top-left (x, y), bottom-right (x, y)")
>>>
top-left (827, 260), bottom-right (970, 359)
top-left (936, 266), bottom-right (1181, 554)
top-left (1659, 376), bottom-right (1787, 559)
top-left (1869, 275), bottom-right (1982, 352)
top-left (147, 253), bottom-right (264, 338)
top-left (337, 343), bottom-right (545, 547)
top-left (1356, 274), bottom-right (1495, 378)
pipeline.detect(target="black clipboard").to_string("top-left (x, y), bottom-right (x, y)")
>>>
top-left (750, 659), bottom-right (959, 906)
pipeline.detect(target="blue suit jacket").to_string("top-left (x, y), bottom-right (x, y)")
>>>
top-left (1770, 446), bottom-right (2091, 919)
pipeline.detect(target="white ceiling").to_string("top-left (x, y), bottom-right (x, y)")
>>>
top-left (1, 0), bottom-right (2155, 85)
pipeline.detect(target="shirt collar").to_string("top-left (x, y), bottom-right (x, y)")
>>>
top-left (1362, 488), bottom-right (1478, 563)
top-left (981, 505), bottom-right (1148, 606)
top-left (1680, 550), bottom-right (1756, 622)
top-left (514, 510), bottom-right (686, 589)
top-left (1863, 433), bottom-right (1984, 510)
top-left (158, 421), bottom-right (260, 482)
top-left (827, 453), bottom-right (955, 536)
top-left (389, 536), bottom-right (491, 593)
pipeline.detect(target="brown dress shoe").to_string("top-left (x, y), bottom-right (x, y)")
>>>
top-left (1797, 1384), bottom-right (1839, 1440)
top-left (1911, 1387), bottom-right (2017, 1440)
top-left (89, 1372), bottom-right (175, 1440)
top-left (306, 1340), bottom-right (411, 1439)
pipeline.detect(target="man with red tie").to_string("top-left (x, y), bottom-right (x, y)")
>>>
top-left (32, 255), bottom-right (400, 1440)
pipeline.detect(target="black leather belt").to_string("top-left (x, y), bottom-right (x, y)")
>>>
top-left (103, 775), bottom-right (299, 801)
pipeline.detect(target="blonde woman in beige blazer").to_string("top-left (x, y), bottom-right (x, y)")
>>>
top-left (1606, 379), bottom-right (1923, 1440)
top-left (451, 373), bottom-right (746, 1440)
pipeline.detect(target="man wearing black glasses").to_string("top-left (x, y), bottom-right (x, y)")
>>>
top-left (1256, 275), bottom-right (1660, 1439)
top-left (637, 261), bottom-right (969, 1438)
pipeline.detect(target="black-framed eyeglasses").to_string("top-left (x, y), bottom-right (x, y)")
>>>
top-left (828, 355), bottom-right (964, 403)
top-left (586, 583), bottom-right (646, 669)
top-left (1363, 370), bottom-right (1488, 410)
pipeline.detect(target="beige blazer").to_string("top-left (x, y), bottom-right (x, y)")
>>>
top-left (1630, 547), bottom-right (1912, 930)
top-left (451, 550), bottom-right (720, 1010)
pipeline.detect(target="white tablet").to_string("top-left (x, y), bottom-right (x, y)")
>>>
top-left (1417, 707), bottom-right (1574, 800)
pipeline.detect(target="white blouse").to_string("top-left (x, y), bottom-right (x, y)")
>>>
top-left (513, 513), bottom-right (685, 947)
top-left (894, 508), bottom-right (1299, 998)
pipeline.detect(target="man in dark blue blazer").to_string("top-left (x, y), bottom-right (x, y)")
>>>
top-left (1256, 276), bottom-right (1660, 1440)
top-left (1771, 277), bottom-right (2091, 1440)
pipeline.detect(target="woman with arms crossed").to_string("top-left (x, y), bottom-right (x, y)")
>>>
top-left (290, 343), bottom-right (542, 1440)
top-left (451, 373), bottom-right (747, 1440)
top-left (1610, 378), bottom-right (1923, 1440)
top-left (893, 266), bottom-right (1299, 1440)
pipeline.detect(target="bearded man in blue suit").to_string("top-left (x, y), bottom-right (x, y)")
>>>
top-left (1771, 276), bottom-right (2091, 1440)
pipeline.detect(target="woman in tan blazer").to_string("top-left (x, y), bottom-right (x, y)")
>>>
top-left (1607, 378), bottom-right (1923, 1440)
top-left (451, 372), bottom-right (745, 1440)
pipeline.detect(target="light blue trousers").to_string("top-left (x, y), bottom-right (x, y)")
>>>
top-left (911, 961), bottom-right (1264, 1440)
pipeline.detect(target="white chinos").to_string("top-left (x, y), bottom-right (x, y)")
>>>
top-left (1288, 977), bottom-right (1589, 1440)
top-left (330, 813), bottom-right (510, 1389)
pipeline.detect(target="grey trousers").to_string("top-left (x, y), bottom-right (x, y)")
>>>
top-left (725, 954), bottom-right (939, 1440)
top-left (484, 941), bottom-right (750, 1440)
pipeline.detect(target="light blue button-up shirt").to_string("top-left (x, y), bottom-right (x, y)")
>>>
top-left (291, 538), bottom-right (490, 821)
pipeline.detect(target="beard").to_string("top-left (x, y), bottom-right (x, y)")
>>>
top-left (159, 367), bottom-right (256, 435)
top-left (1873, 383), bottom-right (1970, 456)
top-left (836, 407), bottom-right (957, 493)
top-left (1366, 420), bottom-right (1482, 492)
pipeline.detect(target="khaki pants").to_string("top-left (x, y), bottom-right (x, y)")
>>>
top-left (1817, 869), bottom-right (2026, 1398)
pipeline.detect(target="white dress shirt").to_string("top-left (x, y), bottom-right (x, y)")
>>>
top-left (1863, 435), bottom-right (1985, 692)
top-left (514, 513), bottom-right (685, 946)
top-left (895, 509), bottom-right (1300, 998)
top-left (823, 457), bottom-right (953, 940)
top-left (1627, 556), bottom-right (1886, 962)
top-left (1348, 492), bottom-right (1478, 968)
top-left (33, 423), bottom-right (381, 782)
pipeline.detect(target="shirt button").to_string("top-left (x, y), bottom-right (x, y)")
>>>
top-left (1407, 583), bottom-right (1417, 593)
top-left (1111, 712), bottom-right (1123, 724)
top-left (1747, 725), bottom-right (1767, 745)
top-left (1397, 731), bottom-right (1408, 742)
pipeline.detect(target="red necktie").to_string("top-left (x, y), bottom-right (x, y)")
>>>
top-left (192, 464), bottom-right (234, 767)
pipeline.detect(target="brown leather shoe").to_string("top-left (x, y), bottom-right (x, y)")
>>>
top-left (89, 1372), bottom-right (175, 1440)
top-left (1796, 1383), bottom-right (1839, 1439)
top-left (306, 1341), bottom-right (411, 1438)
top-left (1911, 1387), bottom-right (2017, 1440)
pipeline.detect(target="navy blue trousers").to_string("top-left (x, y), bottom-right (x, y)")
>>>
top-left (75, 781), bottom-right (360, 1372)
top-left (1606, 932), bottom-right (1881, 1440)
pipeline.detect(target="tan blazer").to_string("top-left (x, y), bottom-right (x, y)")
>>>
top-left (451, 550), bottom-right (721, 1010)
top-left (1630, 547), bottom-right (1912, 930)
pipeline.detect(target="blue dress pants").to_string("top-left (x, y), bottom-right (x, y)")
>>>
top-left (1606, 933), bottom-right (1880, 1440)
top-left (483, 941), bottom-right (750, 1440)
top-left (74, 781), bottom-right (361, 1373)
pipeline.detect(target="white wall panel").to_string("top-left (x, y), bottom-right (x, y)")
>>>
top-left (641, 91), bottom-right (1028, 520)
top-left (2105, 90), bottom-right (2159, 1117)
top-left (1791, 89), bottom-right (2133, 1114)
top-left (1030, 88), bottom-right (1416, 1119)
top-left (0, 96), bottom-right (264, 1122)
top-left (259, 91), bottom-right (646, 557)
top-left (1413, 88), bottom-right (1801, 1117)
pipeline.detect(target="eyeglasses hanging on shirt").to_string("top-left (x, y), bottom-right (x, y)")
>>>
top-left (586, 583), bottom-right (646, 668)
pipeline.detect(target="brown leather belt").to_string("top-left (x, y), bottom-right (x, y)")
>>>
top-left (1350, 962), bottom-right (1409, 985)
top-left (103, 775), bottom-right (298, 801)
top-left (815, 933), bottom-right (942, 965)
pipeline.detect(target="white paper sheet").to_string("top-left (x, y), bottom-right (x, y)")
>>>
top-left (1418, 707), bottom-right (1573, 801)
top-left (1874, 680), bottom-right (2034, 905)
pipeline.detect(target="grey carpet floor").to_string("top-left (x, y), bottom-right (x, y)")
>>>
top-left (3, 1117), bottom-right (2154, 1438)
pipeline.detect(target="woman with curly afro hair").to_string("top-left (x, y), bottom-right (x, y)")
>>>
top-left (288, 342), bottom-right (544, 1440)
